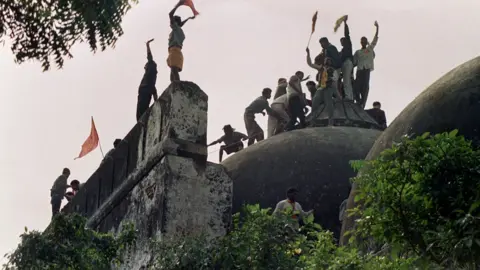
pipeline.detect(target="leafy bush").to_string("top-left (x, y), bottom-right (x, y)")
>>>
top-left (350, 130), bottom-right (480, 269)
top-left (152, 204), bottom-right (418, 270)
top-left (3, 213), bottom-right (136, 270)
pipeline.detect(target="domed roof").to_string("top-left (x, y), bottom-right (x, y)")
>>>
top-left (340, 56), bottom-right (480, 244)
top-left (221, 126), bottom-right (381, 238)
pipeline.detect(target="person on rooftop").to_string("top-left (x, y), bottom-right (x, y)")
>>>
top-left (208, 125), bottom-right (248, 162)
top-left (339, 15), bottom-right (354, 101)
top-left (167, 0), bottom-right (196, 82)
top-left (353, 21), bottom-right (379, 108)
top-left (244, 88), bottom-right (281, 146)
top-left (365, 101), bottom-right (387, 129)
top-left (268, 92), bottom-right (290, 137)
top-left (137, 39), bottom-right (158, 121)
top-left (50, 168), bottom-right (71, 217)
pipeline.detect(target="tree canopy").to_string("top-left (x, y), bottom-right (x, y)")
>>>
top-left (0, 0), bottom-right (137, 71)
top-left (3, 214), bottom-right (135, 270)
top-left (350, 130), bottom-right (480, 269)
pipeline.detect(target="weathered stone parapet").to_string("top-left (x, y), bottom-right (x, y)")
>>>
top-left (116, 160), bottom-right (232, 269)
top-left (61, 81), bottom-right (232, 269)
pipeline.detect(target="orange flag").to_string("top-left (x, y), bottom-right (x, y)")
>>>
top-left (184, 0), bottom-right (199, 16)
top-left (75, 117), bottom-right (99, 160)
top-left (311, 11), bottom-right (318, 34)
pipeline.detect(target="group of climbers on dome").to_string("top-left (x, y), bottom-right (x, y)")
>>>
top-left (207, 15), bottom-right (387, 162)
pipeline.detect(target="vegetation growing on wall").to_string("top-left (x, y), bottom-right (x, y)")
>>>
top-left (349, 130), bottom-right (480, 269)
top-left (3, 214), bottom-right (136, 270)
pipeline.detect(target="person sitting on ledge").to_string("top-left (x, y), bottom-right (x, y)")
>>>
top-left (208, 125), bottom-right (248, 162)
top-left (365, 101), bottom-right (387, 129)
top-left (101, 139), bottom-right (122, 165)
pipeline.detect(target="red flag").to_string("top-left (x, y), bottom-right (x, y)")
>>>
top-left (311, 11), bottom-right (318, 34)
top-left (184, 0), bottom-right (199, 16)
top-left (75, 117), bottom-right (99, 160)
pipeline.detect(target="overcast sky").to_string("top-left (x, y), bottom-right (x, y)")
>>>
top-left (1, 0), bottom-right (479, 262)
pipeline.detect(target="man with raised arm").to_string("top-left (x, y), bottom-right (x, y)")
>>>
top-left (353, 21), bottom-right (379, 108)
top-left (208, 125), bottom-right (248, 162)
top-left (167, 0), bottom-right (196, 82)
top-left (137, 39), bottom-right (158, 121)
top-left (339, 15), bottom-right (354, 101)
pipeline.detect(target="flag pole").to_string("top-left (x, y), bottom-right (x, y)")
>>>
top-left (98, 140), bottom-right (105, 158)
top-left (307, 33), bottom-right (313, 48)
top-left (93, 116), bottom-right (105, 158)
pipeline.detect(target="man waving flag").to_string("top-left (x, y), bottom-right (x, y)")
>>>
top-left (184, 0), bottom-right (199, 16)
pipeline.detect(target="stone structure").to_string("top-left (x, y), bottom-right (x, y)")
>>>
top-left (62, 82), bottom-right (232, 269)
top-left (222, 101), bottom-right (382, 239)
top-left (308, 100), bottom-right (382, 129)
top-left (340, 56), bottom-right (480, 245)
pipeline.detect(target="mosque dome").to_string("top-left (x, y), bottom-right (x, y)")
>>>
top-left (340, 56), bottom-right (480, 244)
top-left (221, 123), bottom-right (382, 239)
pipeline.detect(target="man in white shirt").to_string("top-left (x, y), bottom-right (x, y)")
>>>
top-left (244, 88), bottom-right (280, 146)
top-left (285, 75), bottom-right (308, 131)
top-left (273, 188), bottom-right (313, 225)
top-left (267, 93), bottom-right (290, 137)
top-left (353, 21), bottom-right (379, 108)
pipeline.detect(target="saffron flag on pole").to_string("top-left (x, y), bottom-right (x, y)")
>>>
top-left (183, 0), bottom-right (199, 16)
top-left (311, 11), bottom-right (318, 34)
top-left (74, 117), bottom-right (99, 160)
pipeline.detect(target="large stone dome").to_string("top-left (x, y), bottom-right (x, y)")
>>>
top-left (221, 126), bottom-right (381, 238)
top-left (340, 56), bottom-right (480, 244)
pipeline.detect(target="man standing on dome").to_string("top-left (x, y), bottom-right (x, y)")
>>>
top-left (244, 88), bottom-right (281, 146)
top-left (353, 21), bottom-right (379, 108)
top-left (319, 37), bottom-right (341, 90)
top-left (208, 125), bottom-right (248, 162)
top-left (137, 39), bottom-right (158, 121)
top-left (167, 0), bottom-right (196, 82)
top-left (273, 78), bottom-right (288, 99)
top-left (314, 57), bottom-right (339, 125)
top-left (285, 75), bottom-right (308, 131)
top-left (273, 187), bottom-right (313, 228)
top-left (339, 15), bottom-right (354, 101)
top-left (268, 93), bottom-right (290, 137)
top-left (365, 101), bottom-right (387, 129)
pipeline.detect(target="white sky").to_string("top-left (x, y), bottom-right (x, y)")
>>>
top-left (1, 0), bottom-right (479, 262)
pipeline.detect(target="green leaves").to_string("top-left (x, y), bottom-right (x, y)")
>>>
top-left (0, 0), bottom-right (137, 71)
top-left (151, 205), bottom-right (418, 270)
top-left (4, 214), bottom-right (136, 270)
top-left (349, 130), bottom-right (480, 269)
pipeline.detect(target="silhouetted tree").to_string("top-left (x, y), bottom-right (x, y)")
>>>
top-left (0, 0), bottom-right (136, 71)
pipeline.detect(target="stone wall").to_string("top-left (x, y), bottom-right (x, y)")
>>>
top-left (62, 81), bottom-right (232, 269)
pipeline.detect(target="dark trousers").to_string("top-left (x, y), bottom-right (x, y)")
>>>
top-left (286, 96), bottom-right (305, 130)
top-left (51, 194), bottom-right (62, 217)
top-left (354, 69), bottom-right (371, 108)
top-left (136, 92), bottom-right (152, 121)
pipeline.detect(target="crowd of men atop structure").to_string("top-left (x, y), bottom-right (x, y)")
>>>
top-left (49, 1), bottom-right (388, 217)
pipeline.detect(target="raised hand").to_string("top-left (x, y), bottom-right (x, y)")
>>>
top-left (344, 15), bottom-right (348, 22)
top-left (189, 16), bottom-right (196, 20)
top-left (374, 20), bottom-right (379, 27)
top-left (306, 47), bottom-right (310, 54)
top-left (146, 38), bottom-right (154, 44)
